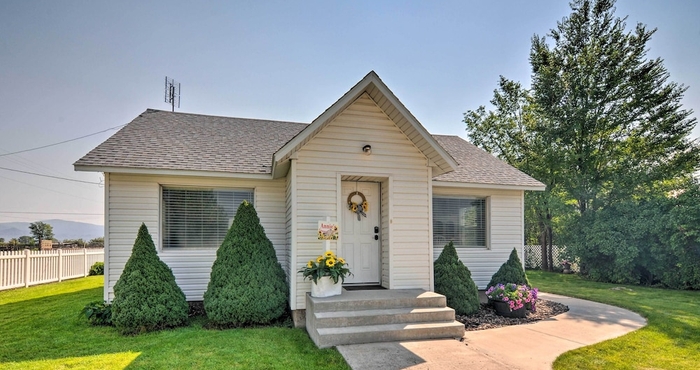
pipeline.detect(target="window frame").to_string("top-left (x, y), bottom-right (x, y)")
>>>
top-left (159, 185), bottom-right (255, 250)
top-left (432, 195), bottom-right (490, 249)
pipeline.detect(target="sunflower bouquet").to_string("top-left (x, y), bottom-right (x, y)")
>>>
top-left (298, 250), bottom-right (352, 284)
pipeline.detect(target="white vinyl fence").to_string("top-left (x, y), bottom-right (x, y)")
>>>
top-left (0, 248), bottom-right (104, 291)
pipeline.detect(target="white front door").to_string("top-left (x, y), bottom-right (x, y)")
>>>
top-left (341, 181), bottom-right (380, 285)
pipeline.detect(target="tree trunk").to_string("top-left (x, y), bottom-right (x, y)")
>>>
top-left (547, 224), bottom-right (554, 272)
top-left (539, 221), bottom-right (549, 271)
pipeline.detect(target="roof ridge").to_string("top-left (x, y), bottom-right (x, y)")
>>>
top-left (142, 108), bottom-right (309, 126)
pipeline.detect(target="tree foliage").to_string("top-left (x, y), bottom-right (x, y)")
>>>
top-left (18, 236), bottom-right (35, 246)
top-left (111, 223), bottom-right (189, 334)
top-left (465, 0), bottom-right (699, 286)
top-left (204, 201), bottom-right (288, 327)
top-left (529, 0), bottom-right (698, 215)
top-left (29, 221), bottom-right (54, 244)
top-left (576, 180), bottom-right (700, 288)
top-left (487, 248), bottom-right (530, 288)
top-left (433, 242), bottom-right (480, 315)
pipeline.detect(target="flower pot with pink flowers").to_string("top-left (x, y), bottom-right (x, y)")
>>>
top-left (485, 283), bottom-right (538, 318)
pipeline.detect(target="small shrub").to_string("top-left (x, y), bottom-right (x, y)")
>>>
top-left (80, 301), bottom-right (112, 326)
top-left (204, 201), bottom-right (288, 327)
top-left (488, 248), bottom-right (530, 288)
top-left (434, 242), bottom-right (480, 315)
top-left (111, 223), bottom-right (189, 335)
top-left (89, 261), bottom-right (104, 276)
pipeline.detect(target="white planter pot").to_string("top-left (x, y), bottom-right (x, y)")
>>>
top-left (311, 276), bottom-right (343, 297)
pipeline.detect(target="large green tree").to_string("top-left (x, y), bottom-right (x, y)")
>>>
top-left (529, 0), bottom-right (698, 216)
top-left (465, 0), bottom-right (699, 278)
top-left (29, 221), bottom-right (54, 245)
top-left (465, 77), bottom-right (568, 270)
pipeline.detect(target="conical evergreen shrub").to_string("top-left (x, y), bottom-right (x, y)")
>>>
top-left (434, 242), bottom-right (480, 315)
top-left (204, 200), bottom-right (288, 326)
top-left (487, 248), bottom-right (530, 288)
top-left (111, 223), bottom-right (188, 334)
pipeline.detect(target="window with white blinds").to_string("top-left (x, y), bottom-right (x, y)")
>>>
top-left (433, 197), bottom-right (487, 248)
top-left (162, 187), bottom-right (254, 248)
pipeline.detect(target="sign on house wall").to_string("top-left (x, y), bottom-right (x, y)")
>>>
top-left (318, 221), bottom-right (339, 240)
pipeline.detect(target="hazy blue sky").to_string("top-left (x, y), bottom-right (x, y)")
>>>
top-left (1, 0), bottom-right (698, 226)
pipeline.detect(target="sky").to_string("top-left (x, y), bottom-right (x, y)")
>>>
top-left (1, 0), bottom-right (699, 226)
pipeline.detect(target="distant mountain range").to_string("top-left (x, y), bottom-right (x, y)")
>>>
top-left (0, 219), bottom-right (104, 241)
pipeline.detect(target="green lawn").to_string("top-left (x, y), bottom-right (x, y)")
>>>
top-left (0, 277), bottom-right (349, 370)
top-left (528, 270), bottom-right (700, 369)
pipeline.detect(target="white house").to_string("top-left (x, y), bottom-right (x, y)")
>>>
top-left (75, 71), bottom-right (544, 323)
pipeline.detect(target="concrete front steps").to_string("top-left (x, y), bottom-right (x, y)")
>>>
top-left (305, 289), bottom-right (465, 348)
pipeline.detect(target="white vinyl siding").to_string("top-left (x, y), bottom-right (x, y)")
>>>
top-left (104, 173), bottom-right (286, 302)
top-left (291, 93), bottom-right (432, 309)
top-left (381, 179), bottom-right (390, 289)
top-left (162, 188), bottom-right (254, 249)
top-left (432, 186), bottom-right (524, 289)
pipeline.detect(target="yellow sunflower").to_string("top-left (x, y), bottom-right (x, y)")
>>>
top-left (307, 260), bottom-right (314, 268)
top-left (338, 257), bottom-right (346, 265)
top-left (326, 258), bottom-right (336, 267)
top-left (324, 250), bottom-right (335, 258)
top-left (316, 255), bottom-right (324, 263)
top-left (350, 203), bottom-right (358, 212)
top-left (362, 201), bottom-right (369, 212)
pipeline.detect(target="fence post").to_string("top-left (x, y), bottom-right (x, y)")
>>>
top-left (82, 248), bottom-right (87, 277)
top-left (58, 249), bottom-right (63, 282)
top-left (24, 249), bottom-right (30, 288)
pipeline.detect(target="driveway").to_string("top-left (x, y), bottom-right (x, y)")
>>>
top-left (336, 292), bottom-right (647, 369)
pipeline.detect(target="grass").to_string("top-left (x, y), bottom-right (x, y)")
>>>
top-left (0, 277), bottom-right (350, 370)
top-left (528, 270), bottom-right (700, 369)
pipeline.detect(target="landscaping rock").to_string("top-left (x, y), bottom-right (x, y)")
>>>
top-left (457, 299), bottom-right (569, 331)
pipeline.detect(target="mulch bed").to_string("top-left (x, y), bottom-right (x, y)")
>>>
top-left (457, 299), bottom-right (569, 331)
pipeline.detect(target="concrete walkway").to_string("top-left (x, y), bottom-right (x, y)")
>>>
top-left (336, 292), bottom-right (647, 370)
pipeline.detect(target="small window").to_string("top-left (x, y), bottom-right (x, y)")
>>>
top-left (433, 197), bottom-right (487, 248)
top-left (162, 187), bottom-right (254, 248)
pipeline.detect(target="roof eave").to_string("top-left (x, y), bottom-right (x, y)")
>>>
top-left (74, 165), bottom-right (274, 180)
top-left (432, 180), bottom-right (546, 191)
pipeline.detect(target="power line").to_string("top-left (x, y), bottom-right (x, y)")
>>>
top-left (0, 166), bottom-right (102, 185)
top-left (0, 123), bottom-right (127, 157)
top-left (0, 174), bottom-right (102, 203)
top-left (0, 211), bottom-right (103, 215)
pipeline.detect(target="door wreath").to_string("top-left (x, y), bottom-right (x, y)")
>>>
top-left (347, 191), bottom-right (369, 221)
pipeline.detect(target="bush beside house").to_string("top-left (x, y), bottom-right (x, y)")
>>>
top-left (434, 242), bottom-right (480, 315)
top-left (111, 223), bottom-right (189, 334)
top-left (204, 201), bottom-right (288, 327)
top-left (89, 261), bottom-right (104, 276)
top-left (488, 248), bottom-right (530, 288)
top-left (571, 183), bottom-right (700, 289)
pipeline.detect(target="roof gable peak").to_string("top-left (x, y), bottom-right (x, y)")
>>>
top-left (271, 71), bottom-right (457, 178)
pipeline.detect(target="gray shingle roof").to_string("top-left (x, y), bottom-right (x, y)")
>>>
top-left (432, 135), bottom-right (544, 188)
top-left (74, 109), bottom-right (307, 174)
top-left (75, 109), bottom-right (544, 188)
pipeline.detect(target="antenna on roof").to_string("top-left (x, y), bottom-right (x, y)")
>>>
top-left (164, 76), bottom-right (181, 112)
